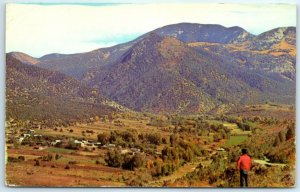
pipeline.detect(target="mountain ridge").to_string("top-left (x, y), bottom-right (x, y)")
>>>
top-left (7, 23), bottom-right (296, 114)
top-left (81, 32), bottom-right (295, 113)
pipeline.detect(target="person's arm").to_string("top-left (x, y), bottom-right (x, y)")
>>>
top-left (237, 157), bottom-right (241, 171)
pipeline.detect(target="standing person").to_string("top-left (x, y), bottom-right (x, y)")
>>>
top-left (237, 148), bottom-right (252, 187)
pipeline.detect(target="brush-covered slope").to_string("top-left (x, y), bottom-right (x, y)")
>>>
top-left (34, 23), bottom-right (295, 82)
top-left (189, 27), bottom-right (296, 80)
top-left (34, 23), bottom-right (254, 80)
top-left (36, 42), bottom-right (136, 79)
top-left (82, 33), bottom-right (294, 114)
top-left (13, 23), bottom-right (295, 114)
top-left (9, 52), bottom-right (40, 65)
top-left (6, 53), bottom-right (124, 124)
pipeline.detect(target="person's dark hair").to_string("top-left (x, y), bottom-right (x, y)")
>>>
top-left (242, 148), bottom-right (247, 154)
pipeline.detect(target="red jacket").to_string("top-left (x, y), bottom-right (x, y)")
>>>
top-left (237, 154), bottom-right (251, 171)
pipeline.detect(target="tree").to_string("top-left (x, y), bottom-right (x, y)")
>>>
top-left (170, 134), bottom-right (178, 147)
top-left (132, 153), bottom-right (145, 169)
top-left (97, 132), bottom-right (110, 145)
top-left (121, 131), bottom-right (137, 143)
top-left (278, 130), bottom-right (286, 143)
top-left (162, 137), bottom-right (169, 144)
top-left (105, 149), bottom-right (123, 167)
top-left (34, 159), bottom-right (40, 166)
top-left (146, 133), bottom-right (161, 145)
top-left (122, 154), bottom-right (134, 170)
top-left (286, 125), bottom-right (295, 140)
top-left (109, 131), bottom-right (117, 143)
top-left (122, 153), bottom-right (145, 171)
top-left (151, 160), bottom-right (163, 177)
top-left (65, 139), bottom-right (79, 150)
top-left (183, 148), bottom-right (193, 162)
top-left (273, 135), bottom-right (280, 147)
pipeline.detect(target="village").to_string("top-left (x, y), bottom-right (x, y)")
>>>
top-left (5, 106), bottom-right (294, 187)
top-left (5, 115), bottom-right (239, 160)
top-left (5, 118), bottom-right (150, 159)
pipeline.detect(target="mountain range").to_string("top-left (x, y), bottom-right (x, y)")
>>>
top-left (6, 23), bottom-right (296, 118)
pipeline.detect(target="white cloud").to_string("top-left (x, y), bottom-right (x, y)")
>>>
top-left (6, 3), bottom-right (296, 57)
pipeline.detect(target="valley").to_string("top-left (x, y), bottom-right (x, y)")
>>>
top-left (5, 22), bottom-right (296, 187)
top-left (5, 104), bottom-right (295, 187)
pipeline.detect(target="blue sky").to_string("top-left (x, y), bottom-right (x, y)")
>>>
top-left (6, 3), bottom-right (296, 57)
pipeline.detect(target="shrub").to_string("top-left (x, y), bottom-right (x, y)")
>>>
top-left (65, 139), bottom-right (79, 150)
top-left (105, 149), bottom-right (123, 167)
top-left (18, 156), bottom-right (25, 161)
top-left (7, 157), bottom-right (21, 163)
top-left (97, 132), bottom-right (110, 145)
top-left (286, 125), bottom-right (295, 140)
top-left (34, 159), bottom-right (40, 166)
top-left (55, 154), bottom-right (60, 160)
top-left (68, 161), bottom-right (77, 165)
top-left (253, 164), bottom-right (268, 175)
top-left (209, 174), bottom-right (218, 184)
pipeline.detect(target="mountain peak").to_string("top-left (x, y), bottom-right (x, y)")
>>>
top-left (39, 53), bottom-right (69, 61)
top-left (246, 26), bottom-right (296, 51)
top-left (139, 32), bottom-right (164, 44)
top-left (257, 27), bottom-right (296, 40)
top-left (7, 51), bottom-right (40, 65)
top-left (152, 22), bottom-right (254, 44)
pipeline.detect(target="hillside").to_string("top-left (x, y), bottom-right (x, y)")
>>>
top-left (8, 52), bottom-right (40, 65)
top-left (246, 27), bottom-right (296, 51)
top-left (6, 53), bottom-right (125, 126)
top-left (10, 23), bottom-right (296, 114)
top-left (189, 27), bottom-right (296, 80)
top-left (34, 23), bottom-right (295, 82)
top-left (36, 41), bottom-right (138, 79)
top-left (81, 33), bottom-right (294, 114)
top-left (34, 23), bottom-right (254, 79)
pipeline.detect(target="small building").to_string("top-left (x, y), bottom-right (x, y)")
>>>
top-left (28, 129), bottom-right (35, 134)
top-left (107, 144), bottom-right (116, 148)
top-left (18, 137), bottom-right (25, 143)
top-left (131, 148), bottom-right (140, 153)
top-left (85, 143), bottom-right (94, 147)
top-left (94, 142), bottom-right (102, 147)
top-left (216, 147), bottom-right (225, 152)
top-left (22, 133), bottom-right (31, 138)
top-left (74, 140), bottom-right (85, 147)
top-left (102, 143), bottom-right (116, 148)
top-left (121, 149), bottom-right (130, 154)
top-left (33, 134), bottom-right (42, 138)
top-left (51, 140), bottom-right (62, 146)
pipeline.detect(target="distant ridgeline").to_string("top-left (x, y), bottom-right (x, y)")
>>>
top-left (6, 23), bottom-right (296, 123)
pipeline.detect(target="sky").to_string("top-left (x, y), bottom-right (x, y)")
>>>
top-left (6, 3), bottom-right (296, 57)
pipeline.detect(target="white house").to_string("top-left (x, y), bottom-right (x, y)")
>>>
top-left (22, 133), bottom-right (31, 138)
top-left (51, 140), bottom-right (62, 146)
top-left (216, 147), bottom-right (225, 152)
top-left (18, 137), bottom-right (25, 143)
top-left (121, 149), bottom-right (130, 154)
top-left (74, 140), bottom-right (85, 147)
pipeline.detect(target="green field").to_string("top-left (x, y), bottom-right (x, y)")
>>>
top-left (47, 147), bottom-right (75, 154)
top-left (224, 135), bottom-right (248, 146)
